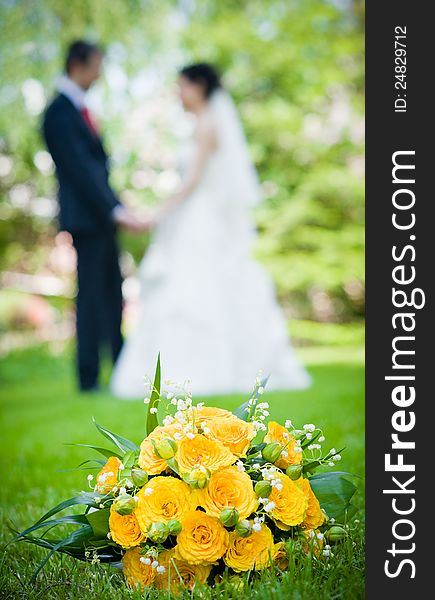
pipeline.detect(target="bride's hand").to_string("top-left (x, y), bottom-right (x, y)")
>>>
top-left (131, 206), bottom-right (162, 232)
top-left (151, 195), bottom-right (181, 224)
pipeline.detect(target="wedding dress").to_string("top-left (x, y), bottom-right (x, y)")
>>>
top-left (111, 91), bottom-right (311, 397)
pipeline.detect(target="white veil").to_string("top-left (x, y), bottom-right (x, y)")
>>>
top-left (208, 89), bottom-right (261, 207)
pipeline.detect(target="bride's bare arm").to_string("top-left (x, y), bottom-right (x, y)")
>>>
top-left (158, 115), bottom-right (217, 216)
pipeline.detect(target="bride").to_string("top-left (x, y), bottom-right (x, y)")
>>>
top-left (111, 63), bottom-right (311, 397)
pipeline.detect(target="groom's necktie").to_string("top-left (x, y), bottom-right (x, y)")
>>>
top-left (80, 107), bottom-right (98, 136)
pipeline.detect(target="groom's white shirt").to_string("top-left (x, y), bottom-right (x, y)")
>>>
top-left (56, 75), bottom-right (86, 110)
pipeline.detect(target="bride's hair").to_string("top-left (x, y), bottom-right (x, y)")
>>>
top-left (179, 63), bottom-right (221, 98)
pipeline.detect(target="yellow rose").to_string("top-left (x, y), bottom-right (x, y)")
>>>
top-left (176, 434), bottom-right (235, 474)
top-left (95, 456), bottom-right (121, 494)
top-left (135, 476), bottom-right (191, 533)
top-left (204, 415), bottom-right (255, 457)
top-left (109, 506), bottom-right (145, 548)
top-left (138, 425), bottom-right (180, 475)
top-left (264, 421), bottom-right (301, 469)
top-left (122, 547), bottom-right (155, 589)
top-left (195, 406), bottom-right (233, 421)
top-left (154, 548), bottom-right (212, 593)
top-left (138, 439), bottom-right (167, 475)
top-left (224, 523), bottom-right (276, 572)
top-left (295, 477), bottom-right (325, 530)
top-left (268, 472), bottom-right (308, 529)
top-left (175, 510), bottom-right (229, 565)
top-left (192, 466), bottom-right (258, 520)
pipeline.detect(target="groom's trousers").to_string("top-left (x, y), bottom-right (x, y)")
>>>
top-left (72, 229), bottom-right (123, 390)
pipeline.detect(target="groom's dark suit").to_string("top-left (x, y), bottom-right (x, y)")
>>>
top-left (43, 93), bottom-right (123, 390)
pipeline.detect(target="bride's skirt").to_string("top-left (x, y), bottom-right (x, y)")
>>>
top-left (111, 193), bottom-right (311, 398)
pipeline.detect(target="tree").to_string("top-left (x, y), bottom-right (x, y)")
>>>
top-left (0, 0), bottom-right (364, 322)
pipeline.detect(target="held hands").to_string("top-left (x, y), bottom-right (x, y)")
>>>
top-left (114, 194), bottom-right (182, 233)
top-left (113, 206), bottom-right (153, 233)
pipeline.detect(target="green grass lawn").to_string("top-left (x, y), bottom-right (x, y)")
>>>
top-left (0, 342), bottom-right (364, 599)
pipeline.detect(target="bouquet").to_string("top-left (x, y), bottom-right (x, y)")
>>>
top-left (14, 357), bottom-right (358, 593)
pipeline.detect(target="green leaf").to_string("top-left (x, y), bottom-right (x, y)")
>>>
top-left (64, 443), bottom-right (123, 459)
top-left (309, 471), bottom-right (360, 479)
top-left (23, 493), bottom-right (104, 530)
top-left (233, 375), bottom-right (269, 422)
top-left (302, 460), bottom-right (321, 475)
top-left (308, 472), bottom-right (359, 523)
top-left (244, 457), bottom-right (267, 469)
top-left (19, 533), bottom-right (119, 563)
top-left (247, 443), bottom-right (267, 456)
top-left (300, 430), bottom-right (322, 450)
top-left (30, 525), bottom-right (93, 582)
top-left (166, 457), bottom-right (180, 475)
top-left (92, 418), bottom-right (139, 454)
top-left (146, 353), bottom-right (161, 436)
top-left (11, 514), bottom-right (89, 543)
top-left (86, 508), bottom-right (110, 539)
top-left (122, 450), bottom-right (137, 469)
top-left (77, 459), bottom-right (107, 467)
top-left (57, 461), bottom-right (106, 473)
top-left (323, 447), bottom-right (346, 461)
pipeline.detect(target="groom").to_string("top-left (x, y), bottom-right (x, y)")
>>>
top-left (43, 40), bottom-right (147, 392)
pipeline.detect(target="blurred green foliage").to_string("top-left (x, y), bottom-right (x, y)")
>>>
top-left (0, 0), bottom-right (364, 322)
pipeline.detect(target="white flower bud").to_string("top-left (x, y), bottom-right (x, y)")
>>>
top-left (264, 501), bottom-right (276, 513)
